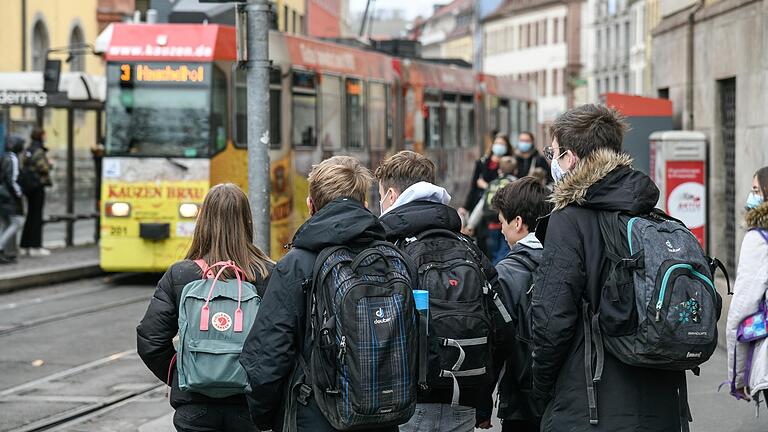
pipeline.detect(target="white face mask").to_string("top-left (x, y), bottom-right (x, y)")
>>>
top-left (551, 153), bottom-right (569, 183)
top-left (379, 189), bottom-right (392, 215)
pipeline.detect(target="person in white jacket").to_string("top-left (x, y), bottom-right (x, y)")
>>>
top-left (726, 166), bottom-right (768, 403)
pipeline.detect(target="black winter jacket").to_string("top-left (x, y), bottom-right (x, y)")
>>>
top-left (379, 200), bottom-right (500, 422)
top-left (239, 198), bottom-right (397, 432)
top-left (531, 149), bottom-right (688, 431)
top-left (136, 259), bottom-right (271, 409)
top-left (514, 151), bottom-right (550, 182)
top-left (494, 241), bottom-right (544, 423)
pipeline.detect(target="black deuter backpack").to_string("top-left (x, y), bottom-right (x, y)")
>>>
top-left (397, 228), bottom-right (495, 405)
top-left (299, 242), bottom-right (419, 431)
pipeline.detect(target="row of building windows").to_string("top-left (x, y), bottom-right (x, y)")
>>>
top-left (595, 20), bottom-right (630, 52)
top-left (510, 68), bottom-right (567, 98)
top-left (30, 19), bottom-right (86, 72)
top-left (281, 5), bottom-right (305, 35)
top-left (485, 16), bottom-right (567, 56)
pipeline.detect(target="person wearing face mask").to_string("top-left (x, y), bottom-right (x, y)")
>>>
top-left (725, 166), bottom-right (768, 405)
top-left (462, 134), bottom-right (513, 257)
top-left (514, 132), bottom-right (551, 183)
top-left (532, 105), bottom-right (688, 431)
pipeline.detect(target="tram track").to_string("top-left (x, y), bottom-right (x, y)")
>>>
top-left (0, 273), bottom-right (154, 337)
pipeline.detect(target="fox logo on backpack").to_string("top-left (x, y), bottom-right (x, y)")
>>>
top-left (584, 210), bottom-right (726, 426)
top-left (397, 228), bottom-right (496, 406)
top-left (175, 260), bottom-right (261, 398)
top-left (299, 242), bottom-right (419, 430)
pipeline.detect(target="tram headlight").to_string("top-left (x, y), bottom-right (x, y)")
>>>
top-left (106, 202), bottom-right (131, 217)
top-left (179, 203), bottom-right (200, 219)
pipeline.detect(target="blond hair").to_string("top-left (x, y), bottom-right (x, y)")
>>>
top-left (308, 156), bottom-right (372, 211)
top-left (499, 156), bottom-right (517, 176)
top-left (186, 183), bottom-right (273, 281)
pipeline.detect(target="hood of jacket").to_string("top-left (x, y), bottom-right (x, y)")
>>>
top-left (746, 202), bottom-right (768, 230)
top-left (291, 197), bottom-right (385, 252)
top-left (379, 200), bottom-right (462, 240)
top-left (551, 148), bottom-right (659, 214)
top-left (381, 181), bottom-right (451, 216)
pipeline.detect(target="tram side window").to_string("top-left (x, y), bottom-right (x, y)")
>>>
top-left (320, 75), bottom-right (342, 151)
top-left (234, 67), bottom-right (281, 149)
top-left (212, 66), bottom-right (228, 153)
top-left (346, 78), bottom-right (365, 149)
top-left (424, 91), bottom-right (442, 149)
top-left (292, 70), bottom-right (317, 147)
top-left (443, 94), bottom-right (458, 149)
top-left (368, 82), bottom-right (387, 151)
top-left (510, 100), bottom-right (520, 140)
top-left (459, 95), bottom-right (474, 148)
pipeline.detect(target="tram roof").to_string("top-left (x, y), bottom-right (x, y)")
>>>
top-left (104, 23), bottom-right (237, 62)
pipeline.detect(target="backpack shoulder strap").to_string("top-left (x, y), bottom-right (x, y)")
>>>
top-left (506, 253), bottom-right (537, 274)
top-left (193, 259), bottom-right (211, 279)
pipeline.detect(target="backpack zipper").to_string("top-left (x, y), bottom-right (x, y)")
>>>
top-left (656, 264), bottom-right (715, 321)
top-left (338, 335), bottom-right (347, 364)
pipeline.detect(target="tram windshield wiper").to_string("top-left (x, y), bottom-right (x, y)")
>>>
top-left (165, 158), bottom-right (189, 171)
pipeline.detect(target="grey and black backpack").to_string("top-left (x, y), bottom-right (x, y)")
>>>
top-left (300, 242), bottom-right (419, 430)
top-left (582, 210), bottom-right (727, 425)
top-left (397, 228), bottom-right (495, 405)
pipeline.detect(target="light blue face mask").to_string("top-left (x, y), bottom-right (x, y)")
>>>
top-left (517, 140), bottom-right (533, 153)
top-left (746, 192), bottom-right (764, 210)
top-left (492, 143), bottom-right (508, 156)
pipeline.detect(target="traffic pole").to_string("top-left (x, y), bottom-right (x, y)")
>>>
top-left (245, 0), bottom-right (271, 255)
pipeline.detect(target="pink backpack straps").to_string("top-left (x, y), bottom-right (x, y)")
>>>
top-left (194, 259), bottom-right (212, 279)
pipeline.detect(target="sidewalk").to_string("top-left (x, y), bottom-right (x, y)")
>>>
top-left (0, 245), bottom-right (102, 293)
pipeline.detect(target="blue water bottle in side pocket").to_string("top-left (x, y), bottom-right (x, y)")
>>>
top-left (413, 289), bottom-right (429, 390)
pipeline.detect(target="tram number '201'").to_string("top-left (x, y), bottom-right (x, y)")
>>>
top-left (110, 226), bottom-right (128, 236)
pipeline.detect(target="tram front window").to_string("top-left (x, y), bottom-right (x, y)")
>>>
top-left (105, 63), bottom-right (213, 158)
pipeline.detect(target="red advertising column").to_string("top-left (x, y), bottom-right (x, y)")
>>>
top-left (666, 160), bottom-right (706, 247)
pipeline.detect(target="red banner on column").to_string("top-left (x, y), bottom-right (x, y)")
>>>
top-left (666, 160), bottom-right (706, 248)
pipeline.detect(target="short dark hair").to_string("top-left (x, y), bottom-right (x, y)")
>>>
top-left (549, 104), bottom-right (628, 159)
top-left (520, 131), bottom-right (535, 144)
top-left (492, 176), bottom-right (553, 229)
top-left (375, 150), bottom-right (436, 193)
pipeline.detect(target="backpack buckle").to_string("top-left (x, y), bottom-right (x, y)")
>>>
top-left (297, 383), bottom-right (312, 406)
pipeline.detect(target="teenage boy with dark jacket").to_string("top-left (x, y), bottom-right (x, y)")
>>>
top-left (490, 177), bottom-right (553, 432)
top-left (240, 156), bottom-right (397, 432)
top-left (532, 105), bottom-right (687, 431)
top-left (376, 150), bottom-right (500, 431)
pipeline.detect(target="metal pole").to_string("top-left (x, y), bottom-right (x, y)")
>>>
top-left (66, 108), bottom-right (74, 247)
top-left (246, 0), bottom-right (271, 254)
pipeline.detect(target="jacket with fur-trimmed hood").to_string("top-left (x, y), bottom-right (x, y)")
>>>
top-left (532, 149), bottom-right (688, 432)
top-left (726, 202), bottom-right (768, 399)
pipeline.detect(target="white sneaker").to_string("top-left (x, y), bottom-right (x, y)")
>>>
top-left (29, 248), bottom-right (52, 257)
top-left (19, 248), bottom-right (29, 256)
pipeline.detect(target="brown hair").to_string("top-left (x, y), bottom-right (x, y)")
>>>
top-left (549, 104), bottom-right (628, 159)
top-left (185, 183), bottom-right (272, 281)
top-left (308, 156), bottom-right (372, 211)
top-left (488, 133), bottom-right (513, 156)
top-left (499, 156), bottom-right (517, 176)
top-left (374, 150), bottom-right (436, 193)
top-left (756, 167), bottom-right (768, 198)
top-left (492, 176), bottom-right (553, 229)
top-left (30, 127), bottom-right (45, 142)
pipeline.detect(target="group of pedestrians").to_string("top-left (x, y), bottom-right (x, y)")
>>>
top-left (0, 129), bottom-right (53, 264)
top-left (461, 131), bottom-right (549, 264)
top-left (137, 103), bottom-right (765, 432)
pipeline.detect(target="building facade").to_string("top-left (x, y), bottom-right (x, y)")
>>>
top-left (652, 0), bottom-right (768, 273)
top-left (586, 0), bottom-right (632, 100)
top-left (482, 0), bottom-right (584, 132)
top-left (412, 0), bottom-right (475, 63)
top-left (307, 0), bottom-right (343, 37)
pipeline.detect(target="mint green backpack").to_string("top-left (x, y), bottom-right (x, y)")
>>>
top-left (177, 260), bottom-right (261, 398)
